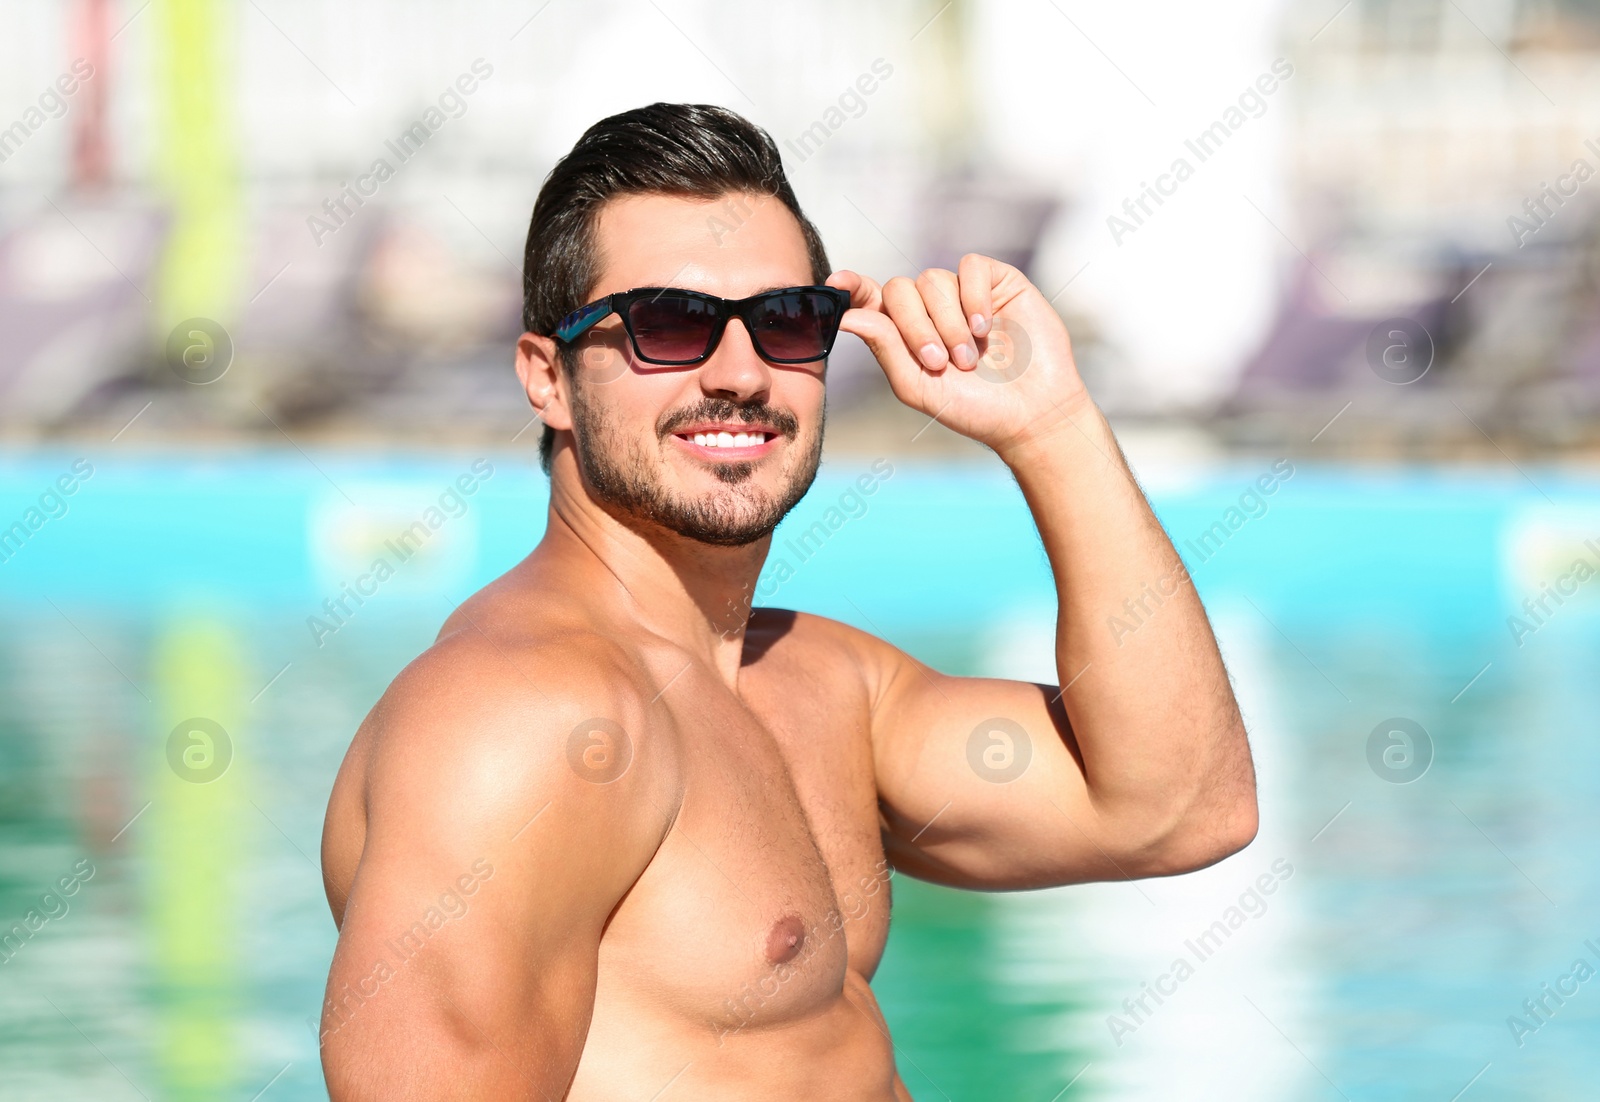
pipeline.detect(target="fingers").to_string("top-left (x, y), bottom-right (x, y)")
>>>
top-left (827, 269), bottom-right (882, 313)
top-left (881, 276), bottom-right (951, 372)
top-left (957, 254), bottom-right (996, 338)
top-left (839, 254), bottom-right (1003, 379)
top-left (838, 304), bottom-right (932, 404)
top-left (916, 268), bottom-right (979, 370)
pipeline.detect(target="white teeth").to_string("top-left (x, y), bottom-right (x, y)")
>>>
top-left (688, 430), bottom-right (768, 448)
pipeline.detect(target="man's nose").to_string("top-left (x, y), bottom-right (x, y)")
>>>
top-left (697, 317), bottom-right (771, 399)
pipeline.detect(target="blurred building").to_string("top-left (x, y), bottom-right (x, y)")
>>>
top-left (1, 0), bottom-right (1041, 446)
top-left (5, 0), bottom-right (1600, 455)
top-left (1219, 0), bottom-right (1600, 454)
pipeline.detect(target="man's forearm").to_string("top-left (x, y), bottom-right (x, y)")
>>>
top-left (998, 397), bottom-right (1257, 863)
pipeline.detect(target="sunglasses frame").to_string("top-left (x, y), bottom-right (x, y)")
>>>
top-left (553, 284), bottom-right (851, 366)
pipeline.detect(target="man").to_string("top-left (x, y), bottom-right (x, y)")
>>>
top-left (319, 102), bottom-right (1257, 1100)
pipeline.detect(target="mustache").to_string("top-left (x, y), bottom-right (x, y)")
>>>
top-left (657, 399), bottom-right (800, 440)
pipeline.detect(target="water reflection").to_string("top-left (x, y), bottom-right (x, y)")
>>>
top-left (149, 617), bottom-right (244, 1100)
top-left (2, 468), bottom-right (1598, 1100)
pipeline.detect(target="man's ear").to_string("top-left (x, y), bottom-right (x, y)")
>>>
top-left (515, 332), bottom-right (574, 433)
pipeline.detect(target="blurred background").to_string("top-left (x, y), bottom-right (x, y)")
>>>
top-left (2, 0), bottom-right (1598, 1098)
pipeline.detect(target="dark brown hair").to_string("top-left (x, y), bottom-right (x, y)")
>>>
top-left (521, 102), bottom-right (831, 473)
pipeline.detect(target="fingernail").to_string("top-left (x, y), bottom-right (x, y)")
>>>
top-left (919, 342), bottom-right (947, 368)
top-left (970, 313), bottom-right (988, 336)
top-left (952, 342), bottom-right (977, 367)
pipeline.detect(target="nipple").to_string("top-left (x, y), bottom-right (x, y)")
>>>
top-left (766, 914), bottom-right (806, 965)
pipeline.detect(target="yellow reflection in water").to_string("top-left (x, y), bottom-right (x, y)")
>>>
top-left (149, 616), bottom-right (245, 1101)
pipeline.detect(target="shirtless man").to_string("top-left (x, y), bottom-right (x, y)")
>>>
top-left (319, 102), bottom-right (1258, 1100)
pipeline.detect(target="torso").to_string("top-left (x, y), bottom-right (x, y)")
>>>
top-left (323, 598), bottom-right (908, 1100)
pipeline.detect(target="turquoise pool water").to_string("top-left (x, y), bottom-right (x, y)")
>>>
top-left (1, 449), bottom-right (1596, 1100)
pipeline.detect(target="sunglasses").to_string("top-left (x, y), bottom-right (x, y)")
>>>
top-left (553, 285), bottom-right (851, 366)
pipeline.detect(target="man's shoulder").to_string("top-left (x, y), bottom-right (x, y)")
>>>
top-left (378, 621), bottom-right (643, 729)
top-left (356, 618), bottom-right (679, 823)
top-left (744, 607), bottom-right (908, 694)
top-left (748, 606), bottom-right (905, 651)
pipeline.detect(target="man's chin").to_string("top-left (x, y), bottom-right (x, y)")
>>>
top-left (569, 416), bottom-right (822, 548)
top-left (671, 520), bottom-right (776, 548)
top-left (648, 480), bottom-right (789, 547)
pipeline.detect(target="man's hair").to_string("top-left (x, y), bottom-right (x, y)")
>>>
top-left (521, 102), bottom-right (832, 474)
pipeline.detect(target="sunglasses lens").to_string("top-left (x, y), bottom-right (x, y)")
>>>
top-left (626, 294), bottom-right (719, 363)
top-left (750, 291), bottom-right (841, 362)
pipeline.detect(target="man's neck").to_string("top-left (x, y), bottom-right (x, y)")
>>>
top-left (538, 481), bottom-right (770, 687)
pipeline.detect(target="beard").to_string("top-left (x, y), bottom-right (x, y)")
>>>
top-left (567, 388), bottom-right (823, 547)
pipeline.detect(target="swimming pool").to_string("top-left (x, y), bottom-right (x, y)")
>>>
top-left (1, 448), bottom-right (1596, 1100)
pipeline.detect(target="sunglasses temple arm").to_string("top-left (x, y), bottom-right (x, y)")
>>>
top-left (554, 300), bottom-right (615, 343)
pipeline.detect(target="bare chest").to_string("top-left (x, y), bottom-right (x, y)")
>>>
top-left (595, 655), bottom-right (891, 1037)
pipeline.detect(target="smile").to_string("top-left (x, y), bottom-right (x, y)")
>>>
top-left (671, 427), bottom-right (779, 458)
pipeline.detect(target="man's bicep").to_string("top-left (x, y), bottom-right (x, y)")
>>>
top-left (321, 683), bottom-right (670, 1099)
top-left (323, 835), bottom-right (593, 1096)
top-left (871, 647), bottom-right (1122, 890)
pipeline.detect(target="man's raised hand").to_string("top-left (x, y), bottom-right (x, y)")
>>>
top-left (827, 254), bottom-right (1091, 459)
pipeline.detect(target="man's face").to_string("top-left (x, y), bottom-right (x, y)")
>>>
top-left (562, 191), bottom-right (827, 547)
